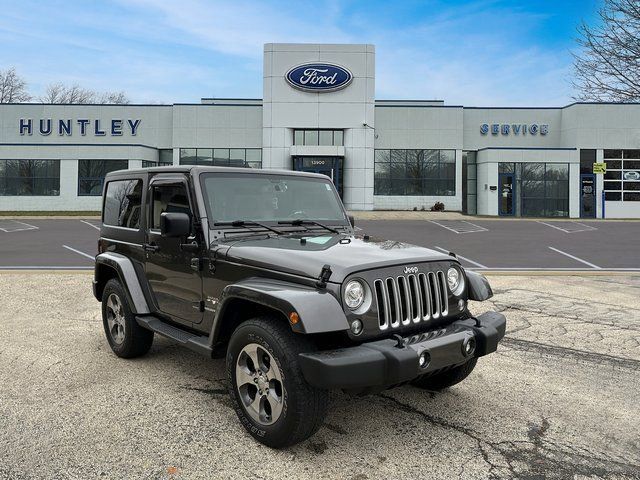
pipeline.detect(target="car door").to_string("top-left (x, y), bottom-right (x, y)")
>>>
top-left (144, 177), bottom-right (203, 324)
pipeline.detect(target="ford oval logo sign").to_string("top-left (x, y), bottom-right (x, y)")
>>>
top-left (285, 63), bottom-right (353, 92)
top-left (623, 171), bottom-right (640, 181)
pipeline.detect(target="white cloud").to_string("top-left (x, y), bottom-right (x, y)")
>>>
top-left (0, 0), bottom-right (578, 104)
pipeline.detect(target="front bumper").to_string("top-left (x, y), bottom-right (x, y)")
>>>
top-left (298, 311), bottom-right (506, 390)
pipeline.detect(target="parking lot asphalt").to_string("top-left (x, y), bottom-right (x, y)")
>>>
top-left (0, 217), bottom-right (639, 272)
top-left (0, 273), bottom-right (638, 479)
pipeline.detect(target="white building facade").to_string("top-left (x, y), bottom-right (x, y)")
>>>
top-left (1, 43), bottom-right (639, 218)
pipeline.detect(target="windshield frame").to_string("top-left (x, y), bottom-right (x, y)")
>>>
top-left (198, 171), bottom-right (351, 229)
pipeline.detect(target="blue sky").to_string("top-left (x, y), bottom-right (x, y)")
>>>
top-left (0, 0), bottom-right (599, 105)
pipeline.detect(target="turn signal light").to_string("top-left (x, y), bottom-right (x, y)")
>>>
top-left (289, 312), bottom-right (299, 325)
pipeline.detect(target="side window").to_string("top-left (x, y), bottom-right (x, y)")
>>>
top-left (103, 179), bottom-right (143, 229)
top-left (151, 184), bottom-right (192, 230)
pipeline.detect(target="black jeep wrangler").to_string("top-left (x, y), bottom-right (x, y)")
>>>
top-left (93, 166), bottom-right (506, 448)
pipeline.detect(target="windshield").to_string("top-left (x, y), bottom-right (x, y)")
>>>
top-left (200, 173), bottom-right (348, 225)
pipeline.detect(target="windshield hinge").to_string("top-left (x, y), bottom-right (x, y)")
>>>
top-left (316, 264), bottom-right (333, 289)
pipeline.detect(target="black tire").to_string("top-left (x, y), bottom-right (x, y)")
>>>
top-left (101, 278), bottom-right (154, 358)
top-left (411, 358), bottom-right (478, 391)
top-left (226, 316), bottom-right (329, 448)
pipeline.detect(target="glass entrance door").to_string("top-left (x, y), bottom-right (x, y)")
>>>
top-left (292, 156), bottom-right (344, 198)
top-left (580, 174), bottom-right (596, 218)
top-left (498, 173), bottom-right (515, 216)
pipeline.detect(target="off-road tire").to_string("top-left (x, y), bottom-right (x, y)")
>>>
top-left (226, 316), bottom-right (329, 448)
top-left (411, 358), bottom-right (478, 391)
top-left (101, 278), bottom-right (154, 358)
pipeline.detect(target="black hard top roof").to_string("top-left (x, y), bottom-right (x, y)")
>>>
top-left (105, 165), bottom-right (328, 180)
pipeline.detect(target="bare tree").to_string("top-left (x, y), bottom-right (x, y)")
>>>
top-left (0, 67), bottom-right (32, 103)
top-left (40, 82), bottom-right (131, 104)
top-left (97, 90), bottom-right (130, 104)
top-left (573, 0), bottom-right (640, 102)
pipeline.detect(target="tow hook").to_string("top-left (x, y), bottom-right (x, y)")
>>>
top-left (392, 334), bottom-right (406, 348)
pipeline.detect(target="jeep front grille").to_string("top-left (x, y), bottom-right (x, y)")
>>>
top-left (373, 272), bottom-right (449, 330)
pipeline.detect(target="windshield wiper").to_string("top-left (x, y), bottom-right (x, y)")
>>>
top-left (278, 219), bottom-right (341, 234)
top-left (213, 220), bottom-right (283, 235)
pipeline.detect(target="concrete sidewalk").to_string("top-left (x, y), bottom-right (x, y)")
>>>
top-left (1, 273), bottom-right (638, 479)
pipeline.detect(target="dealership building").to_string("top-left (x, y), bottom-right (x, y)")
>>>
top-left (1, 43), bottom-right (639, 218)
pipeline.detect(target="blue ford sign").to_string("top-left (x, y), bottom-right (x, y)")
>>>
top-left (285, 63), bottom-right (353, 92)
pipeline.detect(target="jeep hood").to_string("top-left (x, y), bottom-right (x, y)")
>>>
top-left (221, 234), bottom-right (453, 283)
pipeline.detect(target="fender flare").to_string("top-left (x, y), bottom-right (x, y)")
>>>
top-left (94, 252), bottom-right (151, 314)
top-left (212, 277), bottom-right (349, 341)
top-left (466, 270), bottom-right (493, 301)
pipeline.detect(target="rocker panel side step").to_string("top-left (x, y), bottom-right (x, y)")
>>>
top-left (136, 315), bottom-right (212, 357)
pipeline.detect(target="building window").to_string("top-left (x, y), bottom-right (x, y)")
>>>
top-left (580, 149), bottom-right (596, 174)
top-left (499, 162), bottom-right (569, 217)
top-left (103, 179), bottom-right (143, 229)
top-left (293, 129), bottom-right (344, 146)
top-left (179, 148), bottom-right (261, 168)
top-left (604, 149), bottom-right (640, 201)
top-left (78, 160), bottom-right (129, 196)
top-left (462, 151), bottom-right (477, 214)
top-left (159, 149), bottom-right (173, 166)
top-left (0, 159), bottom-right (60, 196)
top-left (144, 150), bottom-right (174, 168)
top-left (374, 149), bottom-right (456, 196)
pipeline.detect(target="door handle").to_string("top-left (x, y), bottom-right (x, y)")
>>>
top-left (190, 258), bottom-right (202, 272)
top-left (143, 243), bottom-right (159, 253)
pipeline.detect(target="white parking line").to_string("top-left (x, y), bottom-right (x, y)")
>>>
top-left (429, 220), bottom-right (488, 234)
top-left (62, 245), bottom-right (95, 261)
top-left (80, 219), bottom-right (101, 230)
top-left (548, 246), bottom-right (601, 269)
top-left (433, 246), bottom-right (488, 269)
top-left (0, 220), bottom-right (39, 233)
top-left (537, 221), bottom-right (597, 233)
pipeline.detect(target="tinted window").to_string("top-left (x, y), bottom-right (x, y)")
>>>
top-left (0, 159), bottom-right (60, 196)
top-left (159, 149), bottom-right (173, 166)
top-left (103, 180), bottom-right (143, 229)
top-left (78, 160), bottom-right (129, 196)
top-left (293, 129), bottom-right (344, 146)
top-left (579, 149), bottom-right (596, 174)
top-left (374, 149), bottom-right (456, 196)
top-left (603, 150), bottom-right (640, 202)
top-left (178, 148), bottom-right (262, 168)
top-left (151, 184), bottom-right (192, 229)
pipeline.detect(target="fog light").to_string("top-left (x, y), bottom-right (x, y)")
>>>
top-left (458, 299), bottom-right (466, 310)
top-left (462, 337), bottom-right (476, 357)
top-left (418, 351), bottom-right (430, 369)
top-left (350, 319), bottom-right (363, 336)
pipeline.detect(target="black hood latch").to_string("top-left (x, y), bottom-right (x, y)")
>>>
top-left (316, 264), bottom-right (333, 289)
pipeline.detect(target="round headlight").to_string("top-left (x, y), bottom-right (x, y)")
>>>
top-left (447, 267), bottom-right (464, 296)
top-left (344, 280), bottom-right (365, 309)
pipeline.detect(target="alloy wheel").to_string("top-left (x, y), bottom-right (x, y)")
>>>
top-left (235, 343), bottom-right (285, 425)
top-left (106, 293), bottom-right (126, 345)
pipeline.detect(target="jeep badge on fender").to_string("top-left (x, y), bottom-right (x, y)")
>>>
top-left (93, 165), bottom-right (506, 448)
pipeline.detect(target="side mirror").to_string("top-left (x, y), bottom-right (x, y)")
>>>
top-left (160, 212), bottom-right (191, 238)
top-left (348, 215), bottom-right (355, 227)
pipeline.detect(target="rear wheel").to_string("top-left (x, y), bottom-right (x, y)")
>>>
top-left (101, 278), bottom-right (154, 358)
top-left (226, 316), bottom-right (329, 448)
top-left (411, 358), bottom-right (478, 391)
